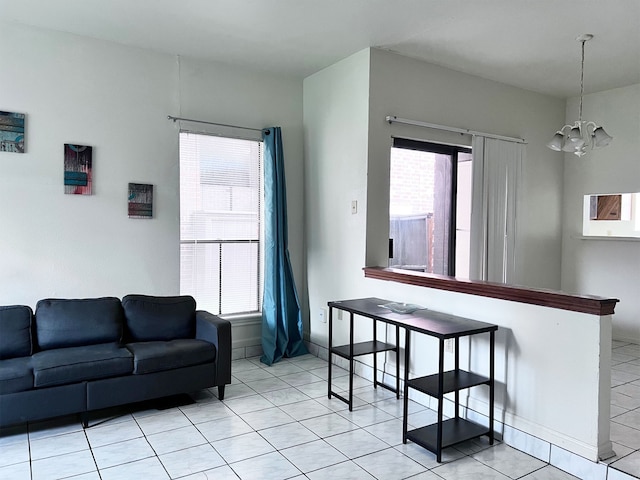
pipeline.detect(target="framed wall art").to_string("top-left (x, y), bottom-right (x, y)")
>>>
top-left (64, 144), bottom-right (93, 195)
top-left (128, 183), bottom-right (153, 218)
top-left (0, 111), bottom-right (25, 153)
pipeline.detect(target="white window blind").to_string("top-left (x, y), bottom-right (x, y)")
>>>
top-left (179, 131), bottom-right (262, 315)
top-left (469, 136), bottom-right (523, 284)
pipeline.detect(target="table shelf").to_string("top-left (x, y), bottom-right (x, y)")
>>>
top-left (406, 418), bottom-right (490, 452)
top-left (331, 340), bottom-right (397, 359)
top-left (408, 369), bottom-right (490, 397)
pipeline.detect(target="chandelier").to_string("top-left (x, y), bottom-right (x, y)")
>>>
top-left (547, 34), bottom-right (613, 157)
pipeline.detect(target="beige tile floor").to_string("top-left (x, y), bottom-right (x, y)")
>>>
top-left (0, 341), bottom-right (638, 480)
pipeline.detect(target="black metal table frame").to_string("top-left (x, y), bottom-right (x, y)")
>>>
top-left (326, 297), bottom-right (497, 462)
top-left (327, 304), bottom-right (401, 411)
top-left (402, 329), bottom-right (495, 462)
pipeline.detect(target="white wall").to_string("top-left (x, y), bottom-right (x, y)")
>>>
top-left (366, 49), bottom-right (566, 288)
top-left (0, 24), bottom-right (305, 348)
top-left (305, 48), bottom-right (613, 460)
top-left (303, 48), bottom-right (371, 347)
top-left (305, 47), bottom-right (566, 348)
top-left (561, 84), bottom-right (640, 343)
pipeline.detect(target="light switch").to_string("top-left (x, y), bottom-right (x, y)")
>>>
top-left (351, 200), bottom-right (357, 214)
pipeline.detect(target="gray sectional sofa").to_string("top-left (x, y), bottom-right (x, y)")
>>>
top-left (0, 294), bottom-right (231, 428)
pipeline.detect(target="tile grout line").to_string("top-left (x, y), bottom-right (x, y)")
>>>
top-left (28, 424), bottom-right (33, 480)
top-left (130, 406), bottom-right (172, 480)
top-left (235, 364), bottom-right (413, 479)
top-left (82, 426), bottom-right (103, 480)
top-left (7, 346), bottom-right (640, 480)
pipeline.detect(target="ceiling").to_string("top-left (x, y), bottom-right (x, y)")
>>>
top-left (2, 0), bottom-right (639, 98)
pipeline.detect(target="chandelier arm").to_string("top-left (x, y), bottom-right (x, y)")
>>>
top-left (585, 123), bottom-right (600, 151)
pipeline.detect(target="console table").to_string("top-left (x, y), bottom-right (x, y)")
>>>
top-left (327, 297), bottom-right (497, 462)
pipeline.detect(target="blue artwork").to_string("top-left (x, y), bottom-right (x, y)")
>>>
top-left (0, 111), bottom-right (25, 153)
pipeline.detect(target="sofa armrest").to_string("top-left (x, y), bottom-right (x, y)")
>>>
top-left (195, 311), bottom-right (231, 386)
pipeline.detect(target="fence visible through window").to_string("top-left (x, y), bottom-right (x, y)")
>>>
top-left (389, 139), bottom-right (471, 278)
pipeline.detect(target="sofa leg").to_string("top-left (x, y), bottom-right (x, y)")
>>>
top-left (218, 385), bottom-right (226, 400)
top-left (81, 413), bottom-right (89, 429)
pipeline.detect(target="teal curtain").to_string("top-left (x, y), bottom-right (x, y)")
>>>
top-left (260, 127), bottom-right (307, 366)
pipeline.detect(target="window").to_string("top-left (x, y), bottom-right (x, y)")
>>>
top-left (388, 139), bottom-right (472, 277)
top-left (583, 192), bottom-right (640, 238)
top-left (179, 132), bottom-right (262, 315)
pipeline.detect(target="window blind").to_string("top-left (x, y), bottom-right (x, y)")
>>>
top-left (179, 132), bottom-right (262, 315)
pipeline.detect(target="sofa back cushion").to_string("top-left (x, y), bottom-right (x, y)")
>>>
top-left (122, 295), bottom-right (196, 342)
top-left (0, 305), bottom-right (33, 359)
top-left (35, 297), bottom-right (123, 351)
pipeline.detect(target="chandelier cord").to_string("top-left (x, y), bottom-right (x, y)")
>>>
top-left (579, 39), bottom-right (585, 123)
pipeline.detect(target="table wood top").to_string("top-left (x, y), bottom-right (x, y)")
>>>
top-left (328, 297), bottom-right (497, 339)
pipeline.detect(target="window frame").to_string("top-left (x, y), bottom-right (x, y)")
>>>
top-left (179, 129), bottom-right (264, 316)
top-left (389, 138), bottom-right (471, 276)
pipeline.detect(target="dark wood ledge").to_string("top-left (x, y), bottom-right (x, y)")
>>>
top-left (364, 267), bottom-right (618, 316)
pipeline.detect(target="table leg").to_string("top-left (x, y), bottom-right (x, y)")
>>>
top-left (396, 324), bottom-right (400, 399)
top-left (402, 329), bottom-right (411, 444)
top-left (489, 330), bottom-right (495, 444)
top-left (437, 338), bottom-right (445, 462)
top-left (349, 312), bottom-right (354, 411)
top-left (373, 320), bottom-right (377, 389)
top-left (327, 306), bottom-right (333, 399)
top-left (454, 336), bottom-right (459, 419)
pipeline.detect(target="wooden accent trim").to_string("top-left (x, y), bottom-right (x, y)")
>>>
top-left (363, 267), bottom-right (618, 316)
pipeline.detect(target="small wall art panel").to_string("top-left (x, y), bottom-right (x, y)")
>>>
top-left (128, 183), bottom-right (153, 218)
top-left (64, 144), bottom-right (93, 195)
top-left (0, 111), bottom-right (25, 153)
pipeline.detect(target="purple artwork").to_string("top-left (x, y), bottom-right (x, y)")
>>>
top-left (64, 144), bottom-right (92, 195)
top-left (128, 183), bottom-right (153, 218)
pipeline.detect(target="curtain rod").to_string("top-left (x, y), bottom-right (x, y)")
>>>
top-left (167, 115), bottom-right (266, 134)
top-left (386, 115), bottom-right (525, 144)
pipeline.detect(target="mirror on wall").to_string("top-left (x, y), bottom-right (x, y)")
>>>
top-left (583, 192), bottom-right (640, 238)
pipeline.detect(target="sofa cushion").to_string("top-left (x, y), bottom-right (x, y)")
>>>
top-left (122, 295), bottom-right (196, 342)
top-left (0, 305), bottom-right (33, 359)
top-left (32, 343), bottom-right (133, 388)
top-left (0, 357), bottom-right (33, 394)
top-left (126, 339), bottom-right (216, 374)
top-left (35, 297), bottom-right (124, 351)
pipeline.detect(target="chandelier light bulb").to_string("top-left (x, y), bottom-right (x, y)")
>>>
top-left (546, 132), bottom-right (565, 151)
top-left (568, 126), bottom-right (582, 143)
top-left (562, 140), bottom-right (577, 153)
top-left (592, 126), bottom-right (613, 148)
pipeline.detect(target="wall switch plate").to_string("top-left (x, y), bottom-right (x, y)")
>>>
top-left (319, 307), bottom-right (327, 323)
top-left (351, 200), bottom-right (357, 214)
